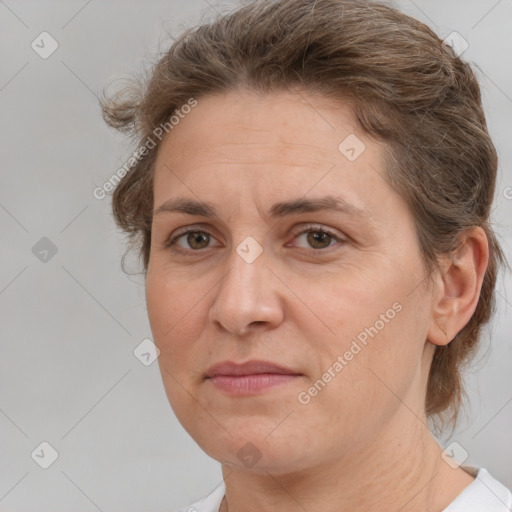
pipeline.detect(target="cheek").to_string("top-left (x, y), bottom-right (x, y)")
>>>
top-left (292, 265), bottom-right (427, 412)
top-left (145, 271), bottom-right (199, 367)
top-left (146, 265), bottom-right (200, 336)
top-left (145, 273), bottom-right (203, 421)
top-left (293, 312), bottom-right (424, 451)
top-left (326, 297), bottom-right (427, 417)
top-left (146, 274), bottom-right (173, 342)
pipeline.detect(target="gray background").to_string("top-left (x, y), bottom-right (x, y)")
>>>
top-left (0, 0), bottom-right (511, 510)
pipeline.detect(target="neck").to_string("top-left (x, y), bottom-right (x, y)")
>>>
top-left (219, 409), bottom-right (473, 512)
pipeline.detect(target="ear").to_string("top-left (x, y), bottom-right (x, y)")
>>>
top-left (427, 227), bottom-right (489, 346)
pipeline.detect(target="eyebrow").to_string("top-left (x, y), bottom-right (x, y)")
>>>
top-left (153, 195), bottom-right (373, 223)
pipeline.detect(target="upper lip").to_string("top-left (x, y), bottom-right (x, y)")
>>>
top-left (205, 360), bottom-right (302, 378)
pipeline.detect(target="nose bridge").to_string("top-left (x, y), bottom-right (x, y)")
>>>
top-left (209, 235), bottom-right (283, 335)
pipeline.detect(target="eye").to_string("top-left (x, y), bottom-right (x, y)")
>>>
top-left (165, 228), bottom-right (221, 253)
top-left (288, 224), bottom-right (346, 253)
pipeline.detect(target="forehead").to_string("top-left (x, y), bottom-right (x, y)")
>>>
top-left (151, 89), bottom-right (396, 223)
top-left (156, 89), bottom-right (362, 163)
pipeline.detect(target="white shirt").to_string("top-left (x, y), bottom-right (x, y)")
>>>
top-left (174, 466), bottom-right (512, 512)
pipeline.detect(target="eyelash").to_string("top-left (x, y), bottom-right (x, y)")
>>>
top-left (164, 224), bottom-right (346, 255)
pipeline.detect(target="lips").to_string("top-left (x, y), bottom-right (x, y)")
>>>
top-left (205, 359), bottom-right (302, 378)
top-left (205, 360), bottom-right (303, 395)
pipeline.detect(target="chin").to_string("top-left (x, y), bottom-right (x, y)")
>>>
top-left (192, 424), bottom-right (313, 474)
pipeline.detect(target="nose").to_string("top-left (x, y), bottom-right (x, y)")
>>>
top-left (208, 242), bottom-right (284, 336)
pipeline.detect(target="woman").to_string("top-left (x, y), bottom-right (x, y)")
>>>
top-left (101, 0), bottom-right (511, 510)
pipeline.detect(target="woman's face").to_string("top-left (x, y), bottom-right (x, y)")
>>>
top-left (146, 89), bottom-right (437, 474)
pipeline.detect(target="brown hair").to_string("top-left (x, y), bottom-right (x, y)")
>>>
top-left (100, 0), bottom-right (507, 431)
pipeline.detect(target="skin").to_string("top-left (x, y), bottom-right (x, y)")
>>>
top-left (145, 88), bottom-right (488, 512)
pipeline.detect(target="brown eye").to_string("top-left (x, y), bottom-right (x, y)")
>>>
top-left (291, 226), bottom-right (344, 252)
top-left (306, 230), bottom-right (333, 249)
top-left (185, 231), bottom-right (210, 250)
top-left (166, 229), bottom-right (221, 252)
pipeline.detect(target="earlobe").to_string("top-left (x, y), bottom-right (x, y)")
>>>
top-left (429, 315), bottom-right (450, 346)
top-left (426, 227), bottom-right (489, 347)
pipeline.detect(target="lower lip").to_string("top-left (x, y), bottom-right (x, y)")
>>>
top-left (207, 373), bottom-right (301, 395)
